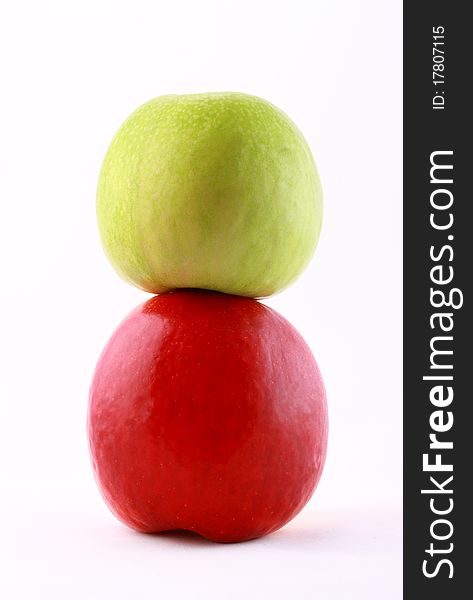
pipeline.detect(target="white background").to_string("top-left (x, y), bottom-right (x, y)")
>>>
top-left (0, 1), bottom-right (402, 598)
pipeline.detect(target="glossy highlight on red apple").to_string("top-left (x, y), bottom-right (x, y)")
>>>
top-left (88, 290), bottom-right (327, 543)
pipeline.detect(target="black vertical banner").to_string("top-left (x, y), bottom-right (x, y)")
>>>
top-left (404, 2), bottom-right (471, 598)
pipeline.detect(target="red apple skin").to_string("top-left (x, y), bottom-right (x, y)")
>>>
top-left (88, 290), bottom-right (327, 543)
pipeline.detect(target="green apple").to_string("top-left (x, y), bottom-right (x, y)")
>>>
top-left (97, 92), bottom-right (323, 297)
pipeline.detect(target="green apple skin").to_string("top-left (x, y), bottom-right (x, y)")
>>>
top-left (97, 92), bottom-right (323, 298)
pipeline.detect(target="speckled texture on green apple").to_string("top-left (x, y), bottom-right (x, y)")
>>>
top-left (97, 92), bottom-right (323, 298)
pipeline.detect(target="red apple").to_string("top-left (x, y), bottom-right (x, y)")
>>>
top-left (88, 290), bottom-right (327, 542)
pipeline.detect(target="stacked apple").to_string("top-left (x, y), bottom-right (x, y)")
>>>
top-left (88, 92), bottom-right (327, 543)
